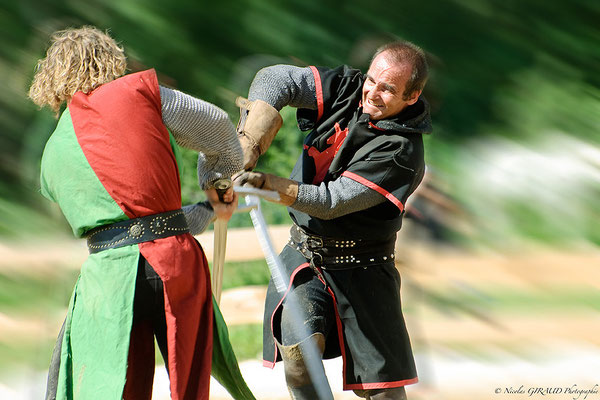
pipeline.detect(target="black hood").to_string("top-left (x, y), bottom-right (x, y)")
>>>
top-left (366, 96), bottom-right (432, 135)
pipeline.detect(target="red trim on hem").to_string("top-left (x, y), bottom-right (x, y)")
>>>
top-left (266, 262), bottom-right (312, 367)
top-left (342, 171), bottom-right (405, 212)
top-left (344, 377), bottom-right (419, 390)
top-left (324, 283), bottom-right (349, 388)
top-left (309, 66), bottom-right (324, 122)
top-left (264, 262), bottom-right (417, 390)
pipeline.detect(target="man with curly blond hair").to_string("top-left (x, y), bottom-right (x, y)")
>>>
top-left (30, 26), bottom-right (253, 400)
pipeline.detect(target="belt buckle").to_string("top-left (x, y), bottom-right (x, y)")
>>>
top-left (307, 236), bottom-right (323, 249)
top-left (311, 251), bottom-right (324, 267)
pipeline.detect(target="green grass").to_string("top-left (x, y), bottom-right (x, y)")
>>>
top-left (227, 324), bottom-right (264, 361)
top-left (409, 284), bottom-right (600, 317)
top-left (0, 336), bottom-right (58, 371)
top-left (210, 259), bottom-right (271, 291)
top-left (0, 190), bottom-right (72, 240)
top-left (0, 269), bottom-right (78, 312)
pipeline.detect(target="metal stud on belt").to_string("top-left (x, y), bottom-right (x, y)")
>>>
top-left (129, 223), bottom-right (144, 238)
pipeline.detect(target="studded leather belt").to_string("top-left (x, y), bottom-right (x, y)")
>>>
top-left (289, 224), bottom-right (396, 270)
top-left (86, 209), bottom-right (189, 254)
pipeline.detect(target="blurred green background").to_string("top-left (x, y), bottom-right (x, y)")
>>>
top-left (1, 1), bottom-right (599, 398)
top-left (1, 0), bottom-right (598, 246)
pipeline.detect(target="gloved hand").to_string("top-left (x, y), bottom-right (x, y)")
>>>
top-left (236, 97), bottom-right (283, 170)
top-left (233, 170), bottom-right (298, 206)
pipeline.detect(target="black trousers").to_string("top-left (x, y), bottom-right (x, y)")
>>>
top-left (131, 255), bottom-right (169, 362)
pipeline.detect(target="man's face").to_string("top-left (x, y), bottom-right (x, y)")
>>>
top-left (362, 52), bottom-right (420, 120)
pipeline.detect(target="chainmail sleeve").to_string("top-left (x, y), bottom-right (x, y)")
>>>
top-left (160, 86), bottom-right (243, 188)
top-left (248, 65), bottom-right (318, 111)
top-left (291, 176), bottom-right (386, 220)
top-left (182, 201), bottom-right (214, 235)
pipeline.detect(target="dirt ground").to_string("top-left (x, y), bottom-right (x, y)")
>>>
top-left (1, 224), bottom-right (599, 400)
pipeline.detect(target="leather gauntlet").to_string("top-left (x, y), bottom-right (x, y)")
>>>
top-left (236, 97), bottom-right (283, 170)
top-left (234, 171), bottom-right (298, 206)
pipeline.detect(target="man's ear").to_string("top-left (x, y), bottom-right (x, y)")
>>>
top-left (406, 90), bottom-right (422, 106)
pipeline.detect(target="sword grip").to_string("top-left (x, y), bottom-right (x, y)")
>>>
top-left (213, 178), bottom-right (233, 203)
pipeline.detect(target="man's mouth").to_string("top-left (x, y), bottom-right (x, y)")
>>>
top-left (366, 98), bottom-right (384, 108)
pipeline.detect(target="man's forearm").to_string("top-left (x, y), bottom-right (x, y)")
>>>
top-left (292, 176), bottom-right (386, 220)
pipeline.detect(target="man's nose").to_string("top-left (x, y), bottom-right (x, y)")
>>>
top-left (369, 87), bottom-right (382, 98)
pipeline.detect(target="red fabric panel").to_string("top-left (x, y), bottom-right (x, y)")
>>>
top-left (69, 70), bottom-right (213, 400)
top-left (139, 237), bottom-right (213, 400)
top-left (69, 69), bottom-right (181, 218)
top-left (305, 122), bottom-right (349, 184)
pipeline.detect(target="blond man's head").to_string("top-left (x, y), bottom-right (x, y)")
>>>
top-left (29, 26), bottom-right (127, 114)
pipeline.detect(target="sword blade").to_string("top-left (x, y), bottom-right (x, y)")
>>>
top-left (245, 195), bottom-right (286, 292)
top-left (212, 219), bottom-right (228, 304)
top-left (243, 195), bottom-right (333, 399)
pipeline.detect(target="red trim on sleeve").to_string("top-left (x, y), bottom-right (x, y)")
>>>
top-left (309, 66), bottom-right (324, 122)
top-left (342, 171), bottom-right (405, 212)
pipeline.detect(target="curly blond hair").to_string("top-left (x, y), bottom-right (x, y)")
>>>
top-left (28, 26), bottom-right (127, 114)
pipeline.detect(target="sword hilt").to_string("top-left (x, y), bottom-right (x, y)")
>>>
top-left (213, 178), bottom-right (233, 203)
